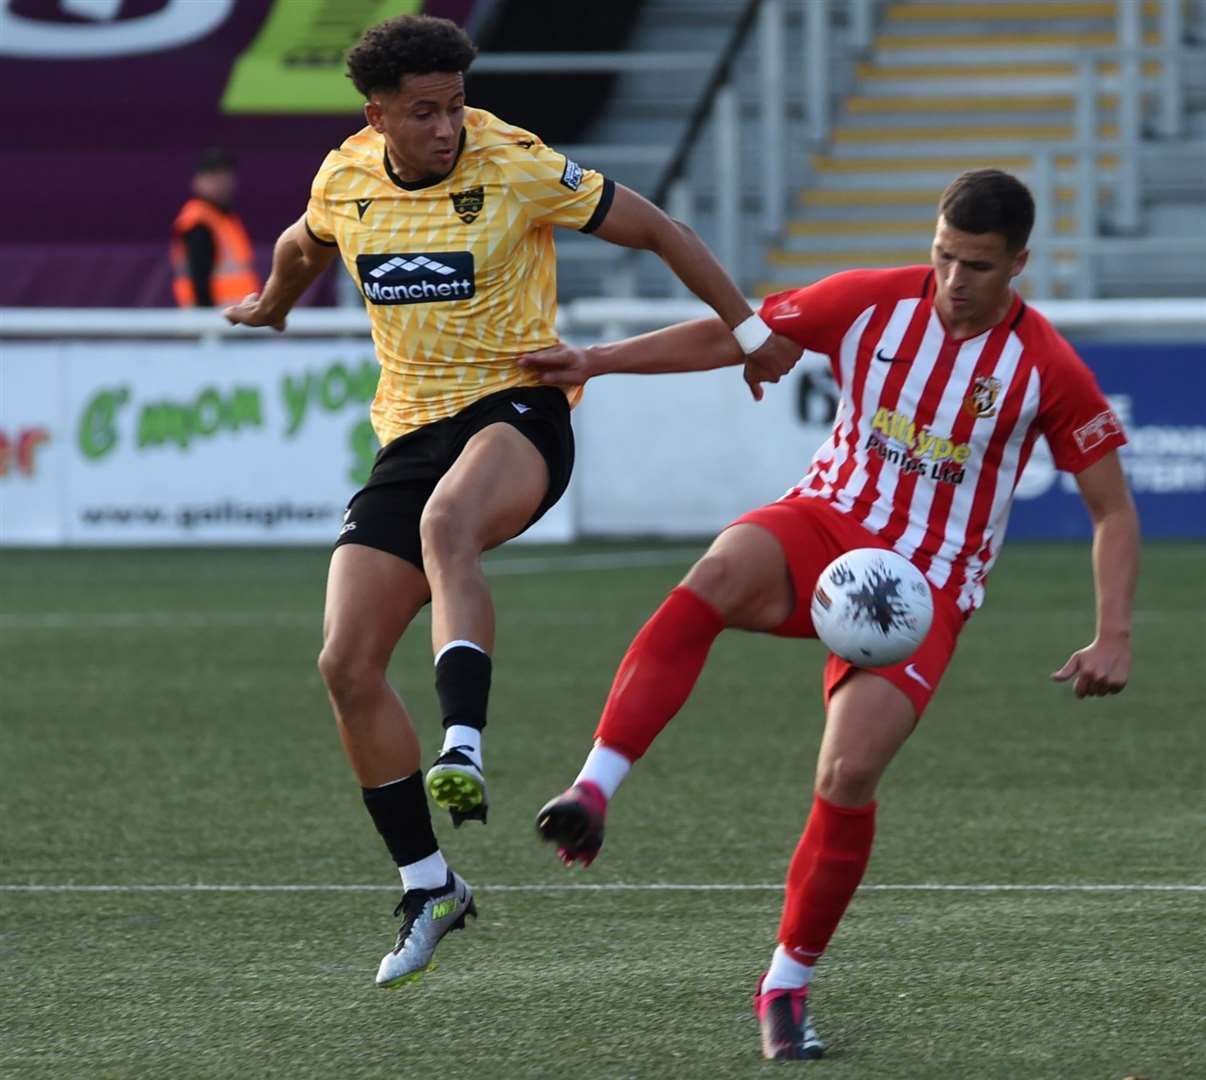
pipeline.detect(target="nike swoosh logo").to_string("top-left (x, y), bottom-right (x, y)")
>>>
top-left (904, 663), bottom-right (932, 690)
top-left (876, 349), bottom-right (911, 363)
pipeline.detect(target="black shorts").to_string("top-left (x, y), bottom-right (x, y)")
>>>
top-left (334, 385), bottom-right (574, 571)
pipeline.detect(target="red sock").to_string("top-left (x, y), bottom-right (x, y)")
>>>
top-left (778, 793), bottom-right (877, 963)
top-left (594, 586), bottom-right (725, 762)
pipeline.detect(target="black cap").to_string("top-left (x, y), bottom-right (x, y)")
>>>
top-left (196, 147), bottom-right (236, 174)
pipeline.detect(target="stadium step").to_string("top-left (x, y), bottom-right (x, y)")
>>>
top-left (808, 154), bottom-right (1118, 182)
top-left (870, 30), bottom-right (1161, 66)
top-left (855, 60), bottom-right (1164, 99)
top-left (780, 216), bottom-right (1077, 250)
top-left (882, 1), bottom-right (1159, 21)
top-left (844, 94), bottom-right (1119, 114)
top-left (830, 123), bottom-right (1119, 145)
top-left (754, 0), bottom-right (1148, 298)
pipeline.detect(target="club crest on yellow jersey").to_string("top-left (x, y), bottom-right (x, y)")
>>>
top-left (449, 186), bottom-right (484, 224)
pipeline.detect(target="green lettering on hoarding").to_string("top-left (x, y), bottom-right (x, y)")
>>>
top-left (349, 419), bottom-right (377, 486)
top-left (193, 388), bottom-right (224, 436)
top-left (282, 373), bottom-right (309, 437)
top-left (138, 404), bottom-right (191, 449)
top-left (221, 0), bottom-right (420, 114)
top-left (229, 388), bottom-right (263, 430)
top-left (320, 364), bottom-right (351, 411)
top-left (281, 359), bottom-right (378, 437)
top-left (137, 386), bottom-right (263, 450)
top-left (349, 359), bottom-right (378, 401)
top-left (78, 386), bottom-right (129, 460)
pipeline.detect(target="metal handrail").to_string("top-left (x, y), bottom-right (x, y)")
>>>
top-left (3, 298), bottom-right (1203, 340)
top-left (471, 51), bottom-right (713, 73)
top-left (652, 1), bottom-right (764, 208)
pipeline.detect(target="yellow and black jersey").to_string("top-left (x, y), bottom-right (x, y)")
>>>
top-left (305, 107), bottom-right (613, 443)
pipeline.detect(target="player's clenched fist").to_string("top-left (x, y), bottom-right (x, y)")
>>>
top-left (516, 343), bottom-right (591, 386)
top-left (743, 332), bottom-right (802, 400)
top-left (224, 292), bottom-right (287, 332)
top-left (1051, 635), bottom-right (1131, 698)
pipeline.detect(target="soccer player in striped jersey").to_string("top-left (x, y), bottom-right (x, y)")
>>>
top-left (529, 169), bottom-right (1140, 1061)
top-left (223, 14), bottom-right (800, 989)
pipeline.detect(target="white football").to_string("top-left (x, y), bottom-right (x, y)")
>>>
top-left (810, 548), bottom-right (933, 667)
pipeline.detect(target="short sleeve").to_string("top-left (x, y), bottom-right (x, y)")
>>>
top-left (1037, 343), bottom-right (1128, 473)
top-left (506, 140), bottom-right (612, 232)
top-left (759, 268), bottom-right (895, 362)
top-left (304, 161), bottom-right (338, 247)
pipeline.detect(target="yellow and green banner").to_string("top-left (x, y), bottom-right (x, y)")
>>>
top-left (222, 0), bottom-right (422, 114)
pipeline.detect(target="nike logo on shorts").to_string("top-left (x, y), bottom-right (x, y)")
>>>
top-left (904, 663), bottom-right (931, 690)
top-left (512, 402), bottom-right (531, 414)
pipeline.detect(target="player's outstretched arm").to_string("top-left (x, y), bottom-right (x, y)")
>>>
top-left (517, 317), bottom-right (744, 386)
top-left (224, 215), bottom-right (338, 332)
top-left (1051, 451), bottom-right (1140, 698)
top-left (587, 184), bottom-right (802, 398)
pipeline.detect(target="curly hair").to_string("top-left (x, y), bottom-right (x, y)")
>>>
top-left (346, 14), bottom-right (478, 98)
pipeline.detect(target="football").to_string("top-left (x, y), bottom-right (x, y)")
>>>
top-left (810, 548), bottom-right (934, 667)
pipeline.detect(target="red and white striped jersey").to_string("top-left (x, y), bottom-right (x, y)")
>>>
top-left (760, 266), bottom-right (1127, 614)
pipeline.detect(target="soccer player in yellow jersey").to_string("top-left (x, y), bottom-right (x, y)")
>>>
top-left (224, 13), bottom-right (801, 987)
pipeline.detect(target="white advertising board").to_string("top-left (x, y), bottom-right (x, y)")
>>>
top-left (0, 341), bottom-right (573, 545)
top-left (573, 353), bottom-right (836, 536)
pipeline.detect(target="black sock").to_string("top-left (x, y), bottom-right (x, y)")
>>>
top-left (435, 645), bottom-right (493, 732)
top-left (361, 772), bottom-right (439, 867)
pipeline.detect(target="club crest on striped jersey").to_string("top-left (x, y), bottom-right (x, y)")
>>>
top-left (449, 186), bottom-right (485, 224)
top-left (964, 375), bottom-right (1002, 419)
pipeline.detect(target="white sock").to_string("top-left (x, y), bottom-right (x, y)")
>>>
top-left (399, 851), bottom-right (449, 894)
top-left (762, 944), bottom-right (816, 992)
top-left (573, 744), bottom-right (632, 801)
top-left (441, 724), bottom-right (483, 769)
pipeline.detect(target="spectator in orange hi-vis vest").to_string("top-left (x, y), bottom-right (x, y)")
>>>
top-left (170, 148), bottom-right (260, 307)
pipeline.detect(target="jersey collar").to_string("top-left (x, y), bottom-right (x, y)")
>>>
top-left (383, 128), bottom-right (467, 191)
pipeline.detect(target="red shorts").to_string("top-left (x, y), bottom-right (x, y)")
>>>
top-left (730, 498), bottom-right (966, 720)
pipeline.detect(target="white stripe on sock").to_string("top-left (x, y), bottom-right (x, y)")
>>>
top-left (433, 639), bottom-right (488, 666)
top-left (371, 775), bottom-right (414, 789)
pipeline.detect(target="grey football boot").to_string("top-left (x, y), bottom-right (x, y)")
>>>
top-left (375, 870), bottom-right (477, 988)
top-left (425, 748), bottom-right (489, 827)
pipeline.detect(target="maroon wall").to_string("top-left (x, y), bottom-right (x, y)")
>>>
top-left (0, 0), bottom-right (484, 307)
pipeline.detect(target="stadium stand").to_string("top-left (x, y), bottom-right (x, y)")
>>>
top-left (561, 0), bottom-right (1205, 302)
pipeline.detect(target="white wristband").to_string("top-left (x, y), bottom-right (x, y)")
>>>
top-left (732, 313), bottom-right (772, 355)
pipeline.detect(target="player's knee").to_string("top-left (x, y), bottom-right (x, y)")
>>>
top-left (682, 552), bottom-right (761, 624)
top-left (418, 501), bottom-right (475, 565)
top-left (682, 552), bottom-right (736, 613)
top-left (317, 640), bottom-right (380, 707)
top-left (815, 755), bottom-right (881, 805)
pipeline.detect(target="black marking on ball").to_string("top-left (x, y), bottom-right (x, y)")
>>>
top-left (829, 563), bottom-right (855, 587)
top-left (846, 567), bottom-right (910, 635)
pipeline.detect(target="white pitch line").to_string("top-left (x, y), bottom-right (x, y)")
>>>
top-left (1, 883), bottom-right (1202, 894)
